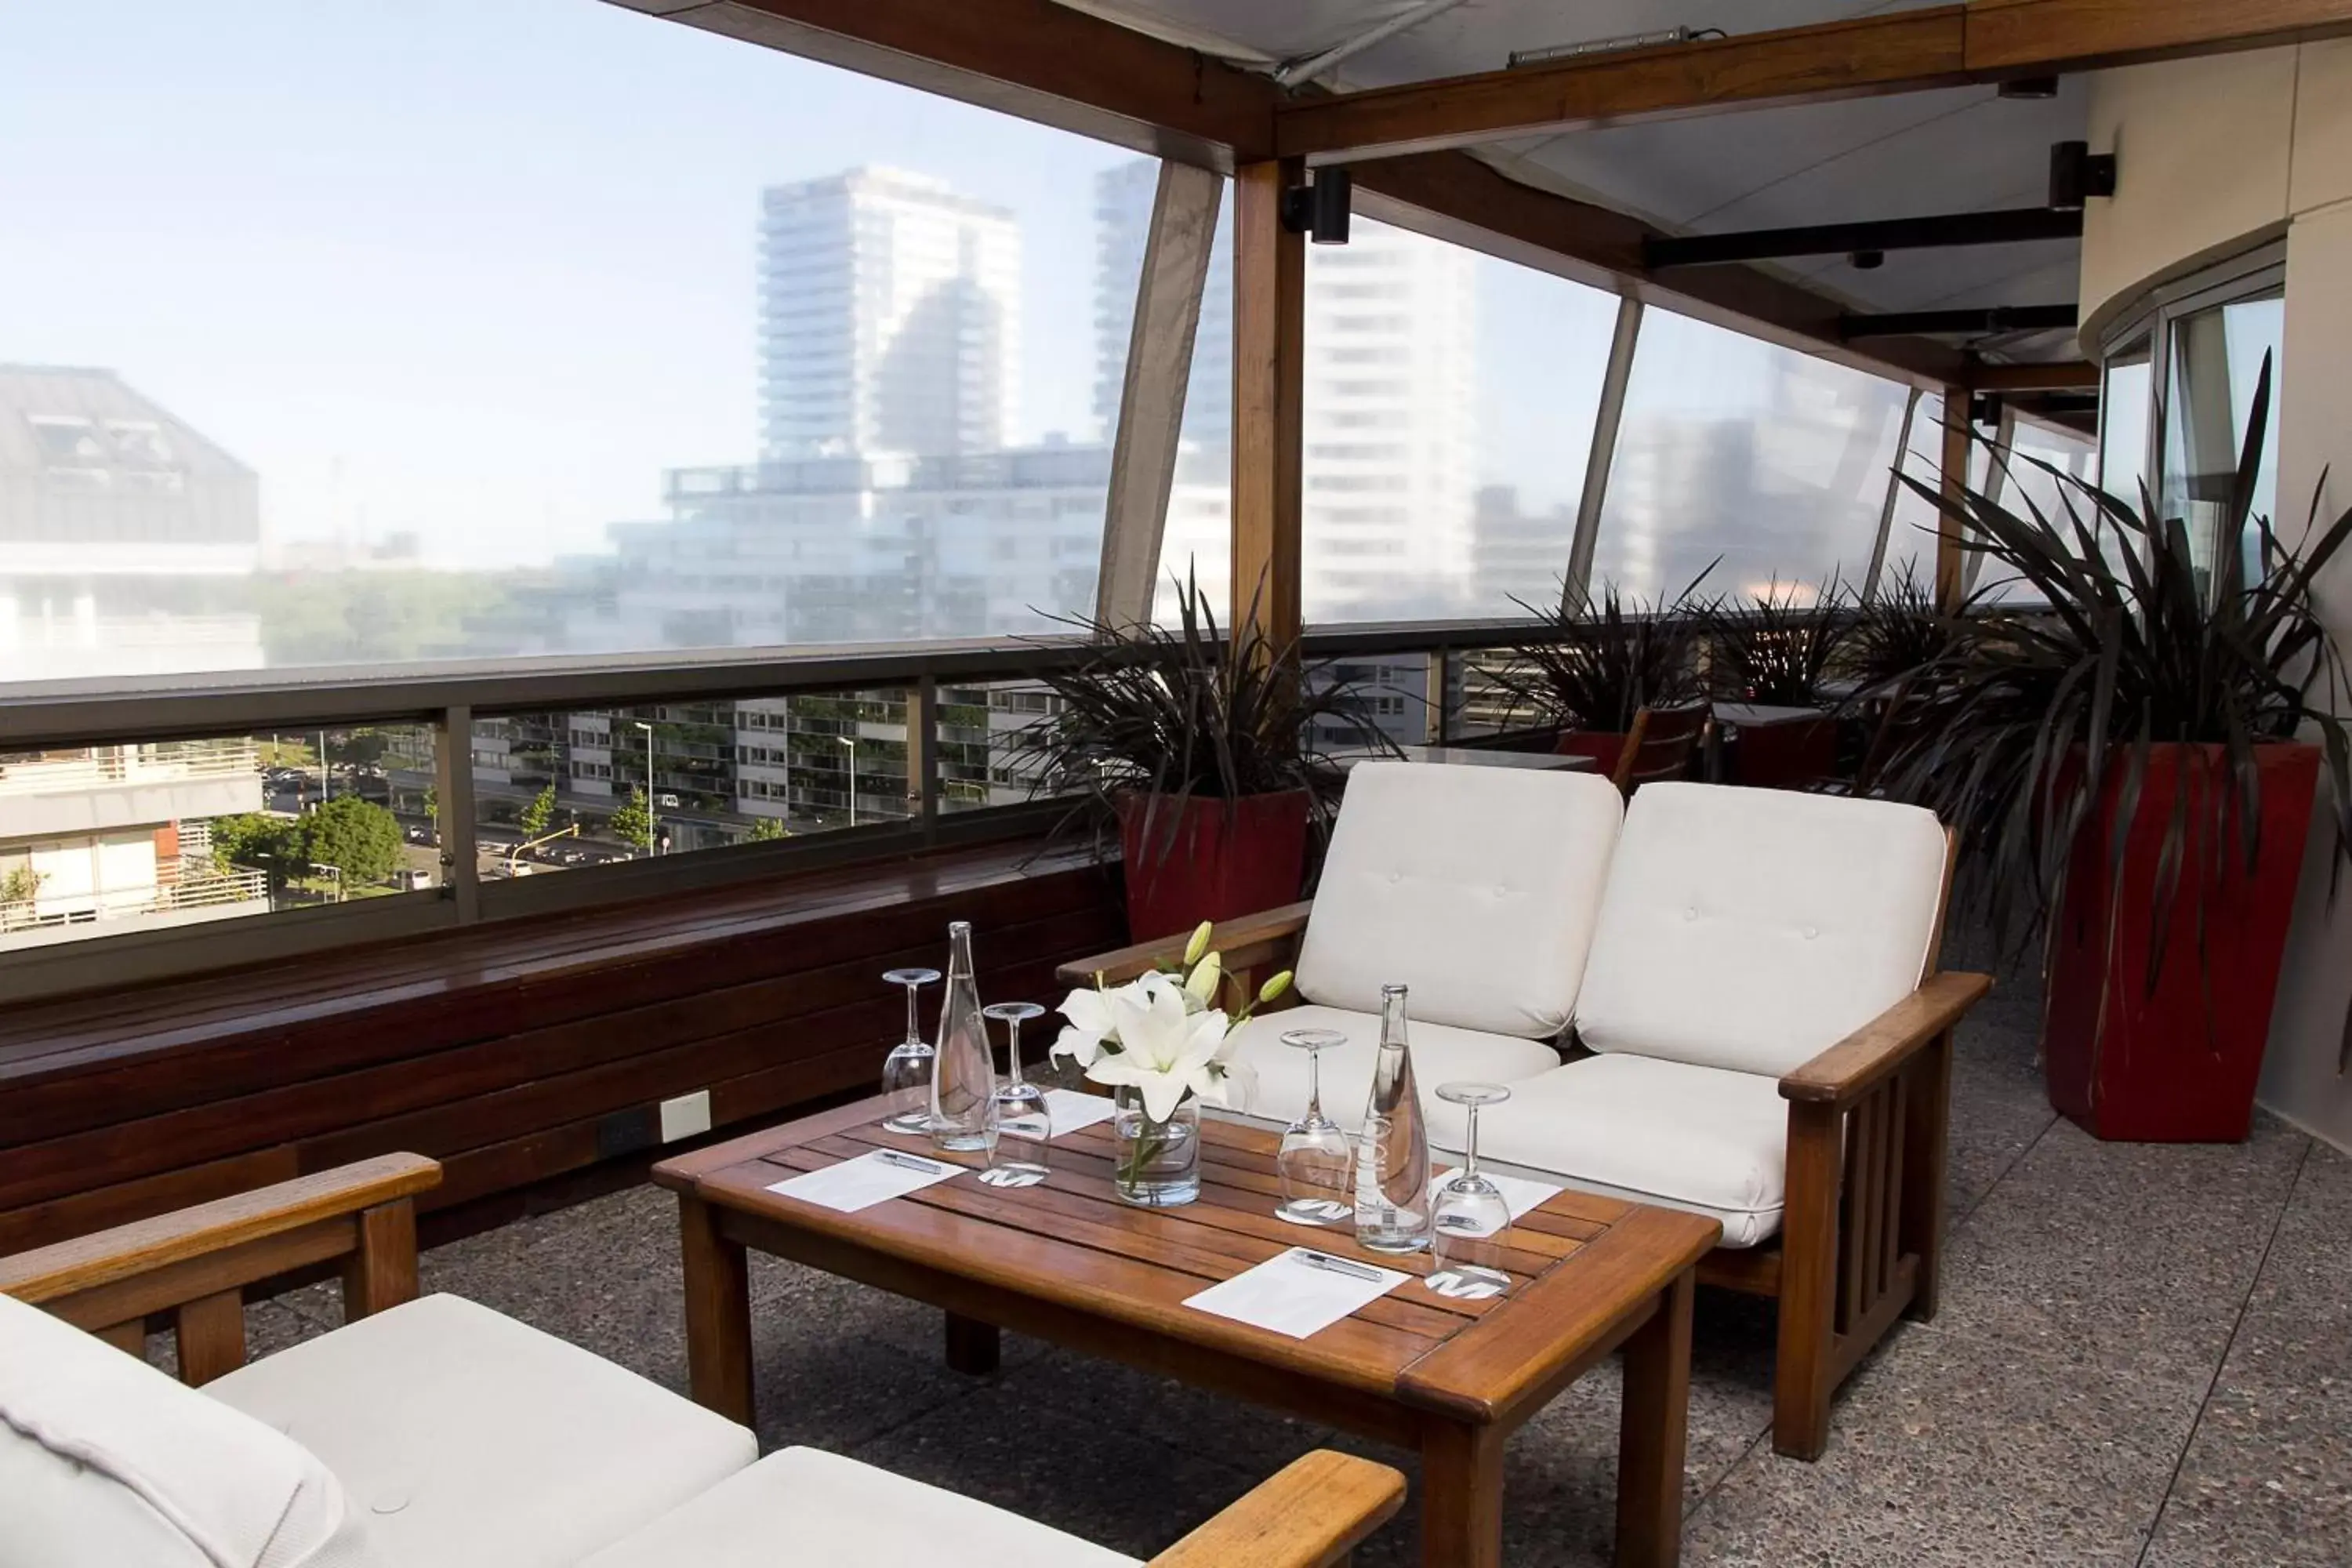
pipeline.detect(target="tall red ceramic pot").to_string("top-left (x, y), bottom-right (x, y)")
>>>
top-left (1115, 789), bottom-right (1311, 943)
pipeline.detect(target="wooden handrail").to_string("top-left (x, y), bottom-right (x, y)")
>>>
top-left (1145, 1450), bottom-right (1406, 1568)
top-left (1777, 971), bottom-right (1991, 1107)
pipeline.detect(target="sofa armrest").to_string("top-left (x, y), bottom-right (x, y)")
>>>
top-left (1146, 1450), bottom-right (1406, 1568)
top-left (0, 1153), bottom-right (441, 1337)
top-left (1778, 971), bottom-right (1991, 1109)
top-left (1054, 900), bottom-right (1314, 992)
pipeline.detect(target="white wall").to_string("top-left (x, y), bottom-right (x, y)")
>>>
top-left (2082, 43), bottom-right (2352, 1149)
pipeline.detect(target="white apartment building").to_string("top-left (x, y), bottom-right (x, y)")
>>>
top-left (760, 168), bottom-right (1022, 462)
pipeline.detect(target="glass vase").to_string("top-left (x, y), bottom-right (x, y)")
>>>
top-left (1112, 1088), bottom-right (1200, 1207)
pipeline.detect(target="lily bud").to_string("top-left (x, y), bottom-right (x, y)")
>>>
top-left (1183, 920), bottom-right (1214, 967)
top-left (1184, 952), bottom-right (1222, 1008)
top-left (1258, 970), bottom-right (1293, 1004)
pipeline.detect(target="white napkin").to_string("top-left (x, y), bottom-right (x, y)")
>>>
top-left (764, 1149), bottom-right (961, 1213)
top-left (1182, 1247), bottom-right (1409, 1339)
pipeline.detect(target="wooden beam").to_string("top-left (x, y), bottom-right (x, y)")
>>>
top-left (1230, 160), bottom-right (1305, 652)
top-left (1966, 359), bottom-right (2100, 391)
top-left (609, 0), bottom-right (1276, 165)
top-left (1274, 0), bottom-right (2352, 162)
top-left (1098, 162), bottom-right (1223, 632)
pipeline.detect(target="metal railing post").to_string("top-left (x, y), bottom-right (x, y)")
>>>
top-left (1565, 294), bottom-right (1644, 612)
top-left (434, 705), bottom-right (480, 924)
top-left (910, 676), bottom-right (940, 844)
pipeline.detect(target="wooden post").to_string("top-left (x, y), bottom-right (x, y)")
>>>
top-left (679, 1193), bottom-right (755, 1425)
top-left (175, 1289), bottom-right (246, 1387)
top-left (1901, 1029), bottom-right (1955, 1320)
top-left (1935, 387), bottom-right (1971, 612)
top-left (342, 1197), bottom-right (419, 1320)
top-left (1617, 1270), bottom-right (1696, 1568)
top-left (1773, 1098), bottom-right (1845, 1459)
top-left (1231, 158), bottom-right (1305, 654)
top-left (945, 1311), bottom-right (1001, 1376)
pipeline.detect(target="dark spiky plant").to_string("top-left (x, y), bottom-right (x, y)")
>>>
top-left (1702, 577), bottom-right (1857, 706)
top-left (1486, 576), bottom-right (1708, 735)
top-left (1843, 563), bottom-right (1964, 699)
top-left (1864, 358), bottom-right (2352, 1026)
top-left (1014, 571), bottom-right (1396, 862)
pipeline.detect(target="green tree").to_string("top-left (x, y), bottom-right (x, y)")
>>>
top-left (609, 787), bottom-right (653, 852)
top-left (517, 784), bottom-right (557, 837)
top-left (211, 813), bottom-right (301, 869)
top-left (299, 797), bottom-right (403, 886)
top-left (746, 816), bottom-right (787, 843)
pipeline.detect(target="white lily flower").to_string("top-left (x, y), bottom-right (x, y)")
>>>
top-left (1080, 971), bottom-right (1231, 1122)
top-left (1182, 952), bottom-right (1221, 1011)
top-left (1050, 985), bottom-right (1118, 1069)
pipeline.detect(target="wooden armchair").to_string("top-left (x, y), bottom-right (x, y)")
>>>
top-left (1, 1156), bottom-right (1403, 1568)
top-left (1064, 775), bottom-right (1990, 1461)
top-left (1611, 702), bottom-right (1712, 794)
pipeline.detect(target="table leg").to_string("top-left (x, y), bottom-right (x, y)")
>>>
top-left (945, 1312), bottom-right (1001, 1375)
top-left (679, 1192), bottom-right (754, 1425)
top-left (1615, 1268), bottom-right (1695, 1568)
top-left (1420, 1420), bottom-right (1504, 1568)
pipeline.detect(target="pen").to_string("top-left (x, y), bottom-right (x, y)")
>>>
top-left (874, 1149), bottom-right (947, 1174)
top-left (1294, 1250), bottom-right (1382, 1282)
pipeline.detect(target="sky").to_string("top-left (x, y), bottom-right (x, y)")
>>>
top-left (0, 0), bottom-right (1133, 567)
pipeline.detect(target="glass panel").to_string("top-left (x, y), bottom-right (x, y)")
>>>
top-left (473, 694), bottom-right (908, 877)
top-left (1881, 393), bottom-right (1945, 592)
top-left (935, 681), bottom-right (1058, 815)
top-left (1595, 309), bottom-right (1911, 604)
top-left (1, 5), bottom-right (1146, 687)
top-left (1152, 211), bottom-right (1619, 625)
top-left (0, 726), bottom-right (437, 951)
top-left (2100, 344), bottom-right (2153, 507)
top-left (2161, 293), bottom-right (2284, 599)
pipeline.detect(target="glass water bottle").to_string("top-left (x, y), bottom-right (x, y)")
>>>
top-left (927, 921), bottom-right (996, 1152)
top-left (1354, 983), bottom-right (1432, 1254)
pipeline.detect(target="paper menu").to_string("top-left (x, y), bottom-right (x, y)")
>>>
top-left (764, 1149), bottom-right (962, 1213)
top-left (1182, 1247), bottom-right (1410, 1340)
top-left (1426, 1169), bottom-right (1564, 1236)
top-left (1041, 1087), bottom-right (1119, 1138)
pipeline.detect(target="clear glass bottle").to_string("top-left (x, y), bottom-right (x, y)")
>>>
top-left (927, 921), bottom-right (996, 1152)
top-left (1354, 983), bottom-right (1432, 1254)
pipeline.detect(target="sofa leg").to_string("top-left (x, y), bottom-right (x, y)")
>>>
top-left (1900, 1029), bottom-right (1955, 1323)
top-left (1773, 1100), bottom-right (1842, 1461)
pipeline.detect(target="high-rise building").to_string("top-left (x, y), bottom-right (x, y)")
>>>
top-left (760, 168), bottom-right (1021, 461)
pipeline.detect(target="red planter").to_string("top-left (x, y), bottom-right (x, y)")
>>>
top-left (1733, 716), bottom-right (1838, 789)
top-left (1555, 730), bottom-right (1629, 781)
top-left (2042, 742), bottom-right (2321, 1142)
top-left (1116, 789), bottom-right (1310, 943)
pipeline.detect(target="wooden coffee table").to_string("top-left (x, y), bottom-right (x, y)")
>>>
top-left (653, 1097), bottom-right (1720, 1568)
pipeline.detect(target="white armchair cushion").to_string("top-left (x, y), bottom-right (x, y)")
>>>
top-left (0, 1291), bottom-right (387, 1568)
top-left (1575, 782), bottom-right (1947, 1077)
top-left (1295, 762), bottom-right (1624, 1038)
top-left (1472, 1054), bottom-right (1791, 1247)
top-left (1215, 1004), bottom-right (1562, 1149)
top-left (204, 1294), bottom-right (754, 1568)
top-left (580, 1446), bottom-right (1139, 1568)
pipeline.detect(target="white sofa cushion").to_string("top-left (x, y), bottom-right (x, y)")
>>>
top-left (1472, 1054), bottom-right (1791, 1247)
top-left (580, 1446), bottom-right (1139, 1568)
top-left (1217, 1003), bottom-right (1562, 1151)
top-left (0, 1291), bottom-right (387, 1568)
top-left (1295, 761), bottom-right (1623, 1038)
top-left (205, 1294), bottom-right (754, 1568)
top-left (1576, 782), bottom-right (1947, 1077)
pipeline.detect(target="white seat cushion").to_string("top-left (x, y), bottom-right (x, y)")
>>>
top-left (1217, 1004), bottom-right (1563, 1150)
top-left (1295, 761), bottom-right (1623, 1038)
top-left (205, 1294), bottom-right (755, 1568)
top-left (0, 1290), bottom-right (387, 1568)
top-left (1577, 782), bottom-right (1948, 1076)
top-left (1472, 1054), bottom-right (1790, 1247)
top-left (580, 1446), bottom-right (1139, 1568)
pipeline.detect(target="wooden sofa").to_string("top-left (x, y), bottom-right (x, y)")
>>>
top-left (1060, 764), bottom-right (1991, 1460)
top-left (0, 1153), bottom-right (1403, 1568)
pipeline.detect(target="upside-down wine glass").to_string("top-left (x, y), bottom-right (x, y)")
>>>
top-left (1426, 1082), bottom-right (1514, 1301)
top-left (1275, 1027), bottom-right (1353, 1226)
top-left (978, 1001), bottom-right (1051, 1187)
top-left (879, 967), bottom-right (942, 1134)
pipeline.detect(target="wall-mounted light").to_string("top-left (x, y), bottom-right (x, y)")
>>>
top-left (1280, 169), bottom-right (1352, 245)
top-left (2048, 140), bottom-right (2118, 211)
top-left (1969, 392), bottom-right (2004, 430)
top-left (1998, 76), bottom-right (2060, 100)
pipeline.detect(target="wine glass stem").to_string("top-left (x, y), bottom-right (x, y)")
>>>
top-left (903, 983), bottom-right (919, 1048)
top-left (1005, 1021), bottom-right (1024, 1087)
top-left (1305, 1047), bottom-right (1321, 1116)
top-left (1465, 1102), bottom-right (1481, 1182)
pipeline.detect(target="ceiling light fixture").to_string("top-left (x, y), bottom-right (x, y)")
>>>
top-left (1508, 27), bottom-right (1705, 68)
top-left (1850, 249), bottom-right (1885, 270)
top-left (1998, 76), bottom-right (2061, 100)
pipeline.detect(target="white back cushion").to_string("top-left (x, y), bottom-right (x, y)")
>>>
top-left (1295, 762), bottom-right (1624, 1038)
top-left (1577, 782), bottom-right (1948, 1076)
top-left (0, 1291), bottom-right (389, 1568)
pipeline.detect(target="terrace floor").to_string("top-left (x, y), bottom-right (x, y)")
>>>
top-left (221, 937), bottom-right (2352, 1566)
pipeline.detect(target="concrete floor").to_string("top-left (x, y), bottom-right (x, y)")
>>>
top-left (239, 940), bottom-right (2352, 1566)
